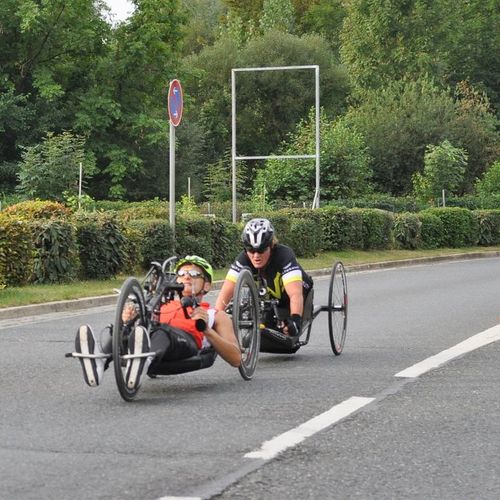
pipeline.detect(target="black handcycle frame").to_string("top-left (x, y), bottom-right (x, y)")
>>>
top-left (111, 256), bottom-right (260, 401)
top-left (257, 261), bottom-right (348, 356)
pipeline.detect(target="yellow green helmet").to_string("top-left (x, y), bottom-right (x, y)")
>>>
top-left (175, 255), bottom-right (214, 282)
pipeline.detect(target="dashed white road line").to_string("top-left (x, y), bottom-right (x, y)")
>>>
top-left (244, 396), bottom-right (374, 460)
top-left (395, 323), bottom-right (500, 378)
top-left (157, 324), bottom-right (500, 499)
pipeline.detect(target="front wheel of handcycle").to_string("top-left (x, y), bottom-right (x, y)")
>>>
top-left (328, 261), bottom-right (348, 355)
top-left (232, 269), bottom-right (260, 380)
top-left (113, 277), bottom-right (147, 401)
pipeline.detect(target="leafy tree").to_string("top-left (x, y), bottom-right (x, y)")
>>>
top-left (444, 0), bottom-right (500, 115)
top-left (412, 140), bottom-right (467, 202)
top-left (475, 160), bottom-right (500, 197)
top-left (203, 151), bottom-right (246, 202)
top-left (183, 29), bottom-right (349, 196)
top-left (449, 81), bottom-right (500, 189)
top-left (179, 0), bottom-right (227, 56)
top-left (260, 0), bottom-right (295, 33)
top-left (233, 31), bottom-right (349, 158)
top-left (0, 0), bottom-right (111, 192)
top-left (17, 132), bottom-right (96, 201)
top-left (221, 0), bottom-right (264, 24)
top-left (82, 0), bottom-right (187, 199)
top-left (340, 0), bottom-right (500, 116)
top-left (340, 0), bottom-right (451, 93)
top-left (345, 77), bottom-right (456, 194)
top-left (254, 110), bottom-right (372, 203)
top-left (298, 0), bottom-right (346, 54)
top-left (344, 77), bottom-right (499, 194)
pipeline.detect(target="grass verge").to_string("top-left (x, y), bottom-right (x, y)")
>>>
top-left (1, 246), bottom-right (499, 309)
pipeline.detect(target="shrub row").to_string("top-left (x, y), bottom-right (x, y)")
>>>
top-left (254, 207), bottom-right (500, 256)
top-left (0, 201), bottom-right (241, 287)
top-left (1, 201), bottom-right (499, 287)
top-left (393, 208), bottom-right (500, 249)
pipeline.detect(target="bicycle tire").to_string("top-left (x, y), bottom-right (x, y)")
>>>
top-left (113, 277), bottom-right (147, 401)
top-left (232, 269), bottom-right (260, 380)
top-left (328, 261), bottom-right (348, 355)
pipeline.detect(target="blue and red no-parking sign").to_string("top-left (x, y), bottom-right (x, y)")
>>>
top-left (168, 79), bottom-right (183, 127)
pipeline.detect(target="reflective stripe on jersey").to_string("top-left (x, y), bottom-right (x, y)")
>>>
top-left (282, 268), bottom-right (303, 285)
top-left (225, 268), bottom-right (239, 283)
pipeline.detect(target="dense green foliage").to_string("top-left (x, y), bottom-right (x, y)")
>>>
top-left (0, 0), bottom-right (498, 206)
top-left (17, 132), bottom-right (96, 200)
top-left (254, 111), bottom-right (372, 203)
top-left (31, 219), bottom-right (79, 283)
top-left (2, 199), bottom-right (500, 286)
top-left (412, 140), bottom-right (467, 201)
top-left (475, 161), bottom-right (500, 197)
top-left (0, 214), bottom-right (33, 287)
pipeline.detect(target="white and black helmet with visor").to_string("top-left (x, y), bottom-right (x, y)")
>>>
top-left (242, 218), bottom-right (275, 252)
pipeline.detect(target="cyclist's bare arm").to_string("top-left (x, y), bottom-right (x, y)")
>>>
top-left (215, 280), bottom-right (235, 312)
top-left (198, 309), bottom-right (241, 366)
top-left (284, 280), bottom-right (304, 317)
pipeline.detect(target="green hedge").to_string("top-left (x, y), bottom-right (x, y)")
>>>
top-left (0, 214), bottom-right (33, 287)
top-left (3, 200), bottom-right (71, 219)
top-left (393, 213), bottom-right (422, 249)
top-left (119, 216), bottom-right (240, 272)
top-left (125, 219), bottom-right (175, 271)
top-left (250, 209), bottom-right (323, 257)
top-left (474, 210), bottom-right (500, 246)
top-left (2, 201), bottom-right (500, 287)
top-left (74, 212), bottom-right (127, 279)
top-left (208, 218), bottom-right (241, 268)
top-left (354, 208), bottom-right (394, 250)
top-left (176, 216), bottom-right (213, 262)
top-left (417, 212), bottom-right (444, 248)
top-left (421, 208), bottom-right (478, 247)
top-left (318, 207), bottom-right (364, 250)
top-left (30, 219), bottom-right (79, 283)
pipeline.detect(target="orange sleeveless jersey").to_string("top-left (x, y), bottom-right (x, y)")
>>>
top-left (159, 300), bottom-right (210, 348)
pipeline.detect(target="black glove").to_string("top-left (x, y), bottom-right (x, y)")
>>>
top-left (285, 314), bottom-right (302, 337)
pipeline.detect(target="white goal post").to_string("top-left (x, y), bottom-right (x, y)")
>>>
top-left (231, 65), bottom-right (320, 223)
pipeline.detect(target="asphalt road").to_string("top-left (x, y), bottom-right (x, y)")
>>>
top-left (0, 257), bottom-right (499, 500)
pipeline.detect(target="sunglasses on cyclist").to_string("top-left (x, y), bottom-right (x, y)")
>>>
top-left (244, 246), bottom-right (269, 254)
top-left (176, 269), bottom-right (204, 278)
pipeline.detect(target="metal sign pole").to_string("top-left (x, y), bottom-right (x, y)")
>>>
top-left (167, 79), bottom-right (183, 237)
top-left (169, 121), bottom-right (175, 235)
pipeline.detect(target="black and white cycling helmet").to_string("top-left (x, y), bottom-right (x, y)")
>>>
top-left (242, 218), bottom-right (275, 252)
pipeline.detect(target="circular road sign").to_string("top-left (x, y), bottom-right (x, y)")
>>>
top-left (168, 79), bottom-right (183, 127)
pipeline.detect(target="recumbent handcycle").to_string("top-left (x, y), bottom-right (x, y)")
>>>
top-left (68, 256), bottom-right (261, 402)
top-left (252, 261), bottom-right (348, 356)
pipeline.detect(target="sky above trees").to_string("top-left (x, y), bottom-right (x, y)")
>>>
top-left (104, 0), bottom-right (135, 23)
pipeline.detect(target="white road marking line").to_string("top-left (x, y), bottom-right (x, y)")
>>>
top-left (244, 396), bottom-right (374, 460)
top-left (395, 323), bottom-right (500, 378)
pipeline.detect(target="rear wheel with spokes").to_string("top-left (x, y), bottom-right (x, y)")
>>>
top-left (328, 262), bottom-right (348, 355)
top-left (232, 269), bottom-right (260, 380)
top-left (113, 277), bottom-right (147, 401)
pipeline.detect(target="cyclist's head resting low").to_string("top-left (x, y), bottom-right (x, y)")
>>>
top-left (175, 255), bottom-right (214, 296)
top-left (242, 218), bottom-right (276, 268)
